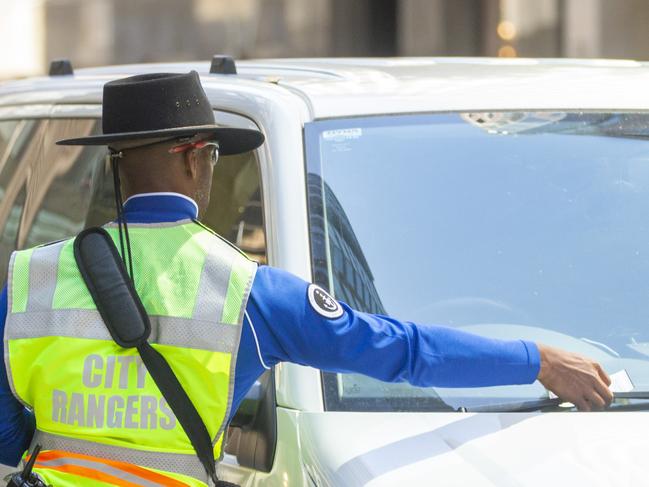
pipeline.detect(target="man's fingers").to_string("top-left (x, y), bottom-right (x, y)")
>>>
top-left (575, 398), bottom-right (591, 412)
top-left (586, 392), bottom-right (606, 411)
top-left (595, 363), bottom-right (611, 386)
top-left (592, 376), bottom-right (614, 406)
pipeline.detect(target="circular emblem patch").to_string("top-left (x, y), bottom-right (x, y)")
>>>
top-left (307, 284), bottom-right (343, 319)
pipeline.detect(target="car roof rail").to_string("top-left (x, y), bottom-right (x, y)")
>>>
top-left (49, 59), bottom-right (74, 76)
top-left (209, 55), bottom-right (237, 75)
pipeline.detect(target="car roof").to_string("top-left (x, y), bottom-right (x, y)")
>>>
top-left (2, 57), bottom-right (649, 119)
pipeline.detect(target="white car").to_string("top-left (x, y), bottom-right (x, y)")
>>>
top-left (2, 56), bottom-right (649, 486)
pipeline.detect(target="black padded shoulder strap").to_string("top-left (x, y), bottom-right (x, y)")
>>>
top-left (74, 227), bottom-right (222, 485)
top-left (74, 228), bottom-right (150, 348)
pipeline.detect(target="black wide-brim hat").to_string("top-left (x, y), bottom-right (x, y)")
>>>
top-left (57, 71), bottom-right (264, 156)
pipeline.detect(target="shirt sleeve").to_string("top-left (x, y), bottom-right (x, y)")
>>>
top-left (0, 285), bottom-right (36, 467)
top-left (246, 266), bottom-right (540, 388)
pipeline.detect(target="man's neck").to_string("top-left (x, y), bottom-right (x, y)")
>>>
top-left (121, 192), bottom-right (200, 222)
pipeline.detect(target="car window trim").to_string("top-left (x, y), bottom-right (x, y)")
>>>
top-left (0, 105), bottom-right (54, 120)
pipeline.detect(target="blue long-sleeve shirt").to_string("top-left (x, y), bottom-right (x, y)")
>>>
top-left (0, 193), bottom-right (540, 466)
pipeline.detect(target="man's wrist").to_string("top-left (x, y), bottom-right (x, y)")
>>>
top-left (536, 343), bottom-right (550, 383)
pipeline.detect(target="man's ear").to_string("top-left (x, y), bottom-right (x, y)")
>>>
top-left (183, 149), bottom-right (199, 179)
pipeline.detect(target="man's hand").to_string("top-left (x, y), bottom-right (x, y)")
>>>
top-left (536, 344), bottom-right (613, 411)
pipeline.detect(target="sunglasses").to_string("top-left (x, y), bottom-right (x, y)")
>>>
top-left (168, 140), bottom-right (220, 167)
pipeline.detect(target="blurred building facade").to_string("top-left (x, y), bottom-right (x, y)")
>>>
top-left (2, 0), bottom-right (649, 78)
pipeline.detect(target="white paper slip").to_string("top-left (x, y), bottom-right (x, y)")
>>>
top-left (609, 369), bottom-right (634, 393)
top-left (548, 369), bottom-right (634, 399)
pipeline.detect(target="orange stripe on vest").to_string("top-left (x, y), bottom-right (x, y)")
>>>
top-left (35, 450), bottom-right (190, 487)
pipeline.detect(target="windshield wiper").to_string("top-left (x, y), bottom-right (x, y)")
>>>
top-left (457, 391), bottom-right (649, 413)
top-left (605, 391), bottom-right (649, 411)
top-left (457, 397), bottom-right (561, 413)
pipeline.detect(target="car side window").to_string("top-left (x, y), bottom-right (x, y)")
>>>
top-left (23, 119), bottom-right (106, 248)
top-left (202, 151), bottom-right (266, 263)
top-left (0, 120), bottom-right (46, 280)
top-left (85, 133), bottom-right (268, 259)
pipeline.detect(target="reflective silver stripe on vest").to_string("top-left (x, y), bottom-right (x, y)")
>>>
top-left (36, 456), bottom-right (165, 487)
top-left (213, 261), bottom-right (257, 452)
top-left (26, 242), bottom-right (65, 312)
top-left (3, 252), bottom-right (30, 409)
top-left (193, 250), bottom-right (233, 322)
top-left (6, 310), bottom-right (238, 352)
top-left (31, 429), bottom-right (207, 483)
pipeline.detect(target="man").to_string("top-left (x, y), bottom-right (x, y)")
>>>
top-left (0, 72), bottom-right (613, 485)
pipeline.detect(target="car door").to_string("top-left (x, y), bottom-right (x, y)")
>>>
top-left (0, 107), bottom-right (105, 481)
top-left (0, 110), bottom-right (48, 480)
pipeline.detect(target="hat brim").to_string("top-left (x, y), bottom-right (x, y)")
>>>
top-left (56, 125), bottom-right (265, 156)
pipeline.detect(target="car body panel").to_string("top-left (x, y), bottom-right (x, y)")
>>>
top-left (297, 411), bottom-right (647, 486)
top-left (4, 58), bottom-right (649, 119)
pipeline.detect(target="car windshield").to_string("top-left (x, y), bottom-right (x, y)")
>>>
top-left (305, 111), bottom-right (649, 412)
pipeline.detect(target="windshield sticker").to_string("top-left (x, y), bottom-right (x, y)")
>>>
top-left (609, 369), bottom-right (634, 392)
top-left (322, 128), bottom-right (363, 153)
top-left (322, 128), bottom-right (363, 141)
top-left (308, 284), bottom-right (344, 319)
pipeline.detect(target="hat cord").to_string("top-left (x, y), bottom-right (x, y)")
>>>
top-left (111, 154), bottom-right (134, 283)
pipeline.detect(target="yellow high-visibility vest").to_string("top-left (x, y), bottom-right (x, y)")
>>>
top-left (4, 220), bottom-right (257, 486)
